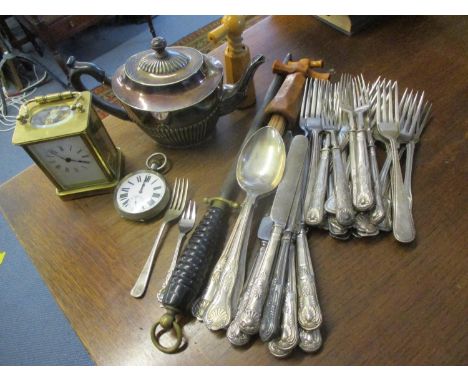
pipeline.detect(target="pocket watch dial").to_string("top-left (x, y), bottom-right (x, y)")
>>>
top-left (28, 135), bottom-right (108, 189)
top-left (30, 105), bottom-right (74, 128)
top-left (115, 171), bottom-right (168, 219)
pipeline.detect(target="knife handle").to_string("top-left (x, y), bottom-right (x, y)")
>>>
top-left (162, 205), bottom-right (229, 311)
top-left (296, 229), bottom-right (322, 331)
top-left (259, 230), bottom-right (292, 342)
top-left (264, 71), bottom-right (306, 134)
top-left (238, 224), bottom-right (283, 335)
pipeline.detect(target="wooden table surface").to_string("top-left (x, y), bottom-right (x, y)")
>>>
top-left (1, 16), bottom-right (467, 365)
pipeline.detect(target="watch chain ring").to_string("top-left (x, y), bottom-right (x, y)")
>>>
top-left (146, 152), bottom-right (168, 173)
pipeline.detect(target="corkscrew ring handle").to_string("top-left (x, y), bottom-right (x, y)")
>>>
top-left (151, 312), bottom-right (184, 354)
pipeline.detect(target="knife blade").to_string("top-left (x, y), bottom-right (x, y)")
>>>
top-left (238, 135), bottom-right (308, 335)
top-left (270, 135), bottom-right (309, 227)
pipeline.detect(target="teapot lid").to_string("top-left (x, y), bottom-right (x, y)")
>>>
top-left (124, 37), bottom-right (204, 86)
top-left (112, 36), bottom-right (223, 112)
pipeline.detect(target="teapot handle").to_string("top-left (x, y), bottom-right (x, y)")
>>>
top-left (66, 56), bottom-right (130, 120)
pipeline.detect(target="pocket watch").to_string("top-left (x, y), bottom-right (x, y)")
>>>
top-left (114, 152), bottom-right (171, 221)
top-left (12, 91), bottom-right (123, 200)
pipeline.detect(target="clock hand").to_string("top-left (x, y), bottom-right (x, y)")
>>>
top-left (139, 182), bottom-right (146, 194)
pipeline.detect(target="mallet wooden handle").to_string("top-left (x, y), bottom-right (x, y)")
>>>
top-left (264, 72), bottom-right (306, 134)
top-left (272, 58), bottom-right (330, 80)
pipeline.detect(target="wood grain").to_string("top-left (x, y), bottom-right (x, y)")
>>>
top-left (1, 16), bottom-right (467, 365)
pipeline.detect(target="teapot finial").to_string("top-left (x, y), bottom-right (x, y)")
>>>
top-left (151, 37), bottom-right (168, 58)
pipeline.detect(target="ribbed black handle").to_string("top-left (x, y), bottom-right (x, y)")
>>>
top-left (162, 205), bottom-right (229, 312)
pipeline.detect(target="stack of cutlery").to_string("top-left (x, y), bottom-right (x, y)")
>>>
top-left (193, 74), bottom-right (432, 358)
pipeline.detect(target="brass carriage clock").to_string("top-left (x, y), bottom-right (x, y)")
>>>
top-left (12, 91), bottom-right (123, 200)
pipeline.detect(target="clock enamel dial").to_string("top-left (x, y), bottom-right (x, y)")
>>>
top-left (12, 91), bottom-right (123, 200)
top-left (114, 169), bottom-right (170, 221)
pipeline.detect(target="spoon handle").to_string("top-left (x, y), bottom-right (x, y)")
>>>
top-left (204, 196), bottom-right (255, 331)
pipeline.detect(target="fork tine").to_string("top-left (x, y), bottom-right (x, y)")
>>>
top-left (169, 178), bottom-right (180, 207)
top-left (417, 101), bottom-right (432, 137)
top-left (376, 81), bottom-right (381, 123)
top-left (388, 81), bottom-right (394, 122)
top-left (310, 79), bottom-right (318, 117)
top-left (178, 178), bottom-right (188, 211)
top-left (409, 91), bottom-right (425, 136)
top-left (191, 200), bottom-right (196, 220)
top-left (382, 80), bottom-right (387, 122)
top-left (300, 78), bottom-right (309, 118)
top-left (394, 81), bottom-right (399, 122)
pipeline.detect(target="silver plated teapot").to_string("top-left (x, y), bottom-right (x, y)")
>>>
top-left (67, 36), bottom-right (264, 148)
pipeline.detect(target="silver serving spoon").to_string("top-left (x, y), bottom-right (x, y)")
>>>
top-left (204, 126), bottom-right (286, 331)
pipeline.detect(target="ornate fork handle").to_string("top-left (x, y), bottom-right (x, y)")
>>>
top-left (354, 113), bottom-right (374, 210)
top-left (304, 129), bottom-right (322, 214)
top-left (330, 135), bottom-right (354, 226)
top-left (296, 229), bottom-right (322, 330)
top-left (306, 135), bottom-right (330, 226)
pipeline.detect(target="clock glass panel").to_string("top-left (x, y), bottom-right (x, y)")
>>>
top-left (30, 105), bottom-right (74, 129)
top-left (28, 135), bottom-right (108, 189)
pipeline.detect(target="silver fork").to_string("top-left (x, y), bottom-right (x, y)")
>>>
top-left (130, 178), bottom-right (189, 298)
top-left (376, 82), bottom-right (415, 243)
top-left (322, 82), bottom-right (355, 226)
top-left (300, 78), bottom-right (326, 217)
top-left (357, 75), bottom-right (385, 225)
top-left (156, 200), bottom-right (196, 303)
top-left (403, 98), bottom-right (432, 206)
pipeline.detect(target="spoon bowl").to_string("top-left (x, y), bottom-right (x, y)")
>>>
top-left (237, 126), bottom-right (286, 196)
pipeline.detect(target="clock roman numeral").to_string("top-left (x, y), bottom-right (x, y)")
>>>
top-left (128, 181), bottom-right (134, 185)
top-left (137, 175), bottom-right (142, 183)
top-left (119, 193), bottom-right (128, 200)
top-left (122, 199), bottom-right (129, 207)
top-left (152, 193), bottom-right (160, 198)
top-left (121, 187), bottom-right (130, 192)
top-left (144, 175), bottom-right (151, 183)
top-left (148, 199), bottom-right (156, 207)
top-left (153, 186), bottom-right (161, 191)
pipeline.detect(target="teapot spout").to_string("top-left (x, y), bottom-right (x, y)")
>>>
top-left (218, 55), bottom-right (265, 116)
